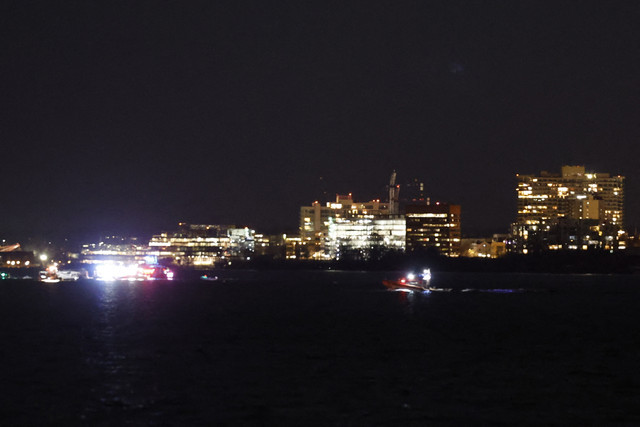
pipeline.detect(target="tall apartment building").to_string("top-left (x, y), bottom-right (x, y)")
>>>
top-left (513, 165), bottom-right (625, 252)
top-left (405, 203), bottom-right (461, 256)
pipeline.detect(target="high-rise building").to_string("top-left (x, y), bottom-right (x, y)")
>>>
top-left (405, 202), bottom-right (461, 256)
top-left (513, 165), bottom-right (625, 252)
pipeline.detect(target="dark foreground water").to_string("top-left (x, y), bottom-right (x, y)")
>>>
top-left (1, 271), bottom-right (640, 426)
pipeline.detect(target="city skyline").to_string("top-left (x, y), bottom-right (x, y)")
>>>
top-left (3, 2), bottom-right (640, 240)
top-left (2, 162), bottom-right (629, 271)
top-left (0, 165), bottom-right (629, 244)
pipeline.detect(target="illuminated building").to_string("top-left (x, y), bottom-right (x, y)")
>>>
top-left (148, 223), bottom-right (255, 265)
top-left (513, 165), bottom-right (625, 252)
top-left (283, 235), bottom-right (304, 259)
top-left (0, 246), bottom-right (35, 268)
top-left (300, 194), bottom-right (390, 259)
top-left (405, 203), bottom-right (461, 256)
top-left (327, 217), bottom-right (406, 260)
top-left (460, 236), bottom-right (507, 258)
top-left (81, 236), bottom-right (148, 264)
top-left (254, 233), bottom-right (285, 259)
top-left (253, 233), bottom-right (302, 260)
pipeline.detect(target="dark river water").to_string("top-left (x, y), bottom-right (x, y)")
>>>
top-left (1, 271), bottom-right (639, 426)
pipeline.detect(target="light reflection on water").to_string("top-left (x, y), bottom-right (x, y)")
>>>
top-left (1, 272), bottom-right (639, 425)
top-left (81, 281), bottom-right (148, 422)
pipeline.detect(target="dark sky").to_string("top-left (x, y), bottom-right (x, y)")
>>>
top-left (3, 1), bottom-right (640, 240)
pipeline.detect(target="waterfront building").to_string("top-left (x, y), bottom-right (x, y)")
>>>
top-left (405, 202), bottom-right (461, 256)
top-left (81, 236), bottom-right (148, 265)
top-left (0, 243), bottom-right (35, 268)
top-left (148, 223), bottom-right (255, 266)
top-left (513, 165), bottom-right (625, 252)
top-left (327, 217), bottom-right (406, 260)
top-left (300, 194), bottom-right (390, 259)
top-left (460, 236), bottom-right (507, 258)
top-left (254, 233), bottom-right (287, 259)
top-left (283, 234), bottom-right (304, 259)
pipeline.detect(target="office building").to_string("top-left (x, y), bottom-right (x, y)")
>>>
top-left (405, 202), bottom-right (461, 256)
top-left (327, 217), bottom-right (406, 260)
top-left (148, 223), bottom-right (255, 265)
top-left (299, 194), bottom-right (390, 259)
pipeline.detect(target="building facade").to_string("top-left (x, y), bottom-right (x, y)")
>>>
top-left (80, 236), bottom-right (148, 265)
top-left (460, 236), bottom-right (507, 258)
top-left (299, 194), bottom-right (390, 259)
top-left (405, 203), bottom-right (461, 256)
top-left (327, 217), bottom-right (406, 260)
top-left (148, 223), bottom-right (255, 265)
top-left (513, 165), bottom-right (625, 252)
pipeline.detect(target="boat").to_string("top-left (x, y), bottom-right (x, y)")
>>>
top-left (56, 270), bottom-right (85, 281)
top-left (135, 264), bottom-right (174, 280)
top-left (383, 269), bottom-right (432, 292)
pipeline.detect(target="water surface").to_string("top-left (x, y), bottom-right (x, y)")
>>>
top-left (1, 271), bottom-right (639, 425)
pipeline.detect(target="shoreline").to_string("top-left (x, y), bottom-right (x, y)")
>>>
top-left (221, 251), bottom-right (640, 275)
top-left (3, 251), bottom-right (639, 280)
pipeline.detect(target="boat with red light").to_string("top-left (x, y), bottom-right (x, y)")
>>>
top-left (383, 269), bottom-right (432, 292)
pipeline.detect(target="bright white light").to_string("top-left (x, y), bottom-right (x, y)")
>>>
top-left (95, 263), bottom-right (138, 281)
top-left (39, 254), bottom-right (48, 262)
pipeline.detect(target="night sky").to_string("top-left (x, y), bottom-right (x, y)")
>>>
top-left (3, 1), bottom-right (640, 241)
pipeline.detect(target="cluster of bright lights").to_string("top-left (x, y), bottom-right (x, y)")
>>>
top-left (95, 263), bottom-right (138, 281)
top-left (40, 263), bottom-right (61, 283)
top-left (404, 269), bottom-right (431, 283)
top-left (94, 261), bottom-right (173, 281)
top-left (5, 260), bottom-right (30, 266)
